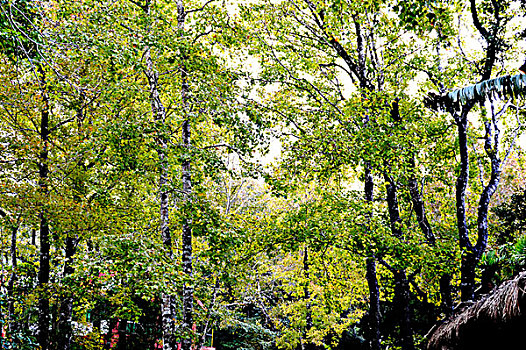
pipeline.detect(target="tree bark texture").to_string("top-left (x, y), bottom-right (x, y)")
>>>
top-left (364, 165), bottom-right (381, 350)
top-left (384, 174), bottom-right (415, 350)
top-left (303, 246), bottom-right (316, 350)
top-left (364, 164), bottom-right (381, 350)
top-left (37, 64), bottom-right (51, 350)
top-left (384, 174), bottom-right (402, 239)
top-left (146, 49), bottom-right (177, 350)
top-left (181, 120), bottom-right (193, 350)
top-left (439, 274), bottom-right (453, 317)
top-left (407, 157), bottom-right (435, 245)
top-left (56, 235), bottom-right (77, 350)
top-left (393, 271), bottom-right (414, 350)
top-left (178, 2), bottom-right (194, 349)
top-left (142, 1), bottom-right (176, 347)
top-left (456, 103), bottom-right (502, 301)
top-left (365, 257), bottom-right (381, 350)
top-left (453, 0), bottom-right (503, 302)
top-left (7, 224), bottom-right (18, 334)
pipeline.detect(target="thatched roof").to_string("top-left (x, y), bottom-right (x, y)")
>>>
top-left (427, 272), bottom-right (526, 350)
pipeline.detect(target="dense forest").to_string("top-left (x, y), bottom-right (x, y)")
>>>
top-left (1, 0), bottom-right (526, 349)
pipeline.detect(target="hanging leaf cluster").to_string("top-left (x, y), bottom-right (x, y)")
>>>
top-left (425, 74), bottom-right (526, 111)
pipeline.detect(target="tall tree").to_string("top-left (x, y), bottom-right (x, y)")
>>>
top-left (423, 0), bottom-right (523, 302)
top-left (241, 0), bottom-right (454, 348)
top-left (0, 2), bottom-right (51, 346)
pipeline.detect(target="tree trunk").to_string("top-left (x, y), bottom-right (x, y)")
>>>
top-left (364, 165), bottom-right (381, 350)
top-left (439, 274), bottom-right (453, 317)
top-left (455, 111), bottom-right (477, 303)
top-left (479, 264), bottom-right (498, 296)
top-left (37, 63), bottom-right (51, 350)
top-left (453, 0), bottom-right (502, 302)
top-left (456, 102), bottom-right (502, 302)
top-left (384, 173), bottom-right (414, 350)
top-left (366, 257), bottom-right (381, 350)
top-left (181, 118), bottom-right (193, 350)
top-left (393, 271), bottom-right (414, 350)
top-left (455, 106), bottom-right (475, 302)
top-left (178, 2), bottom-right (194, 350)
top-left (460, 250), bottom-right (479, 302)
top-left (407, 157), bottom-right (435, 245)
top-left (140, 1), bottom-right (177, 347)
top-left (386, 180), bottom-right (414, 349)
top-left (56, 235), bottom-right (76, 350)
top-left (303, 246), bottom-right (316, 350)
top-left (384, 174), bottom-right (402, 239)
top-left (7, 224), bottom-right (18, 334)
top-left (145, 48), bottom-right (177, 350)
top-left (118, 319), bottom-right (128, 350)
top-left (322, 8), bottom-right (380, 348)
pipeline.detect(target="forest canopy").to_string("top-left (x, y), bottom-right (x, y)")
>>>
top-left (1, 0), bottom-right (526, 350)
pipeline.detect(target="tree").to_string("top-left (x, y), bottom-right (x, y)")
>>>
top-left (424, 0), bottom-right (525, 302)
top-left (240, 0), bottom-right (458, 348)
top-left (1, 0), bottom-right (526, 349)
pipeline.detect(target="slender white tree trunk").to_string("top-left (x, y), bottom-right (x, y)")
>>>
top-left (144, 22), bottom-right (176, 349)
top-left (177, 2), bottom-right (194, 349)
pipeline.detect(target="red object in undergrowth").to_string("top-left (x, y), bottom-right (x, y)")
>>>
top-left (109, 320), bottom-right (120, 348)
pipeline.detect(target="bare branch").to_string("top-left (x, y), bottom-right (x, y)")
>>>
top-left (185, 0), bottom-right (216, 17)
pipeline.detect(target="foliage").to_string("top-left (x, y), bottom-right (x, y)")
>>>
top-left (0, 1), bottom-right (526, 350)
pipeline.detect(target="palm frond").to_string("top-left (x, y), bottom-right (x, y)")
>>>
top-left (425, 74), bottom-right (526, 111)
